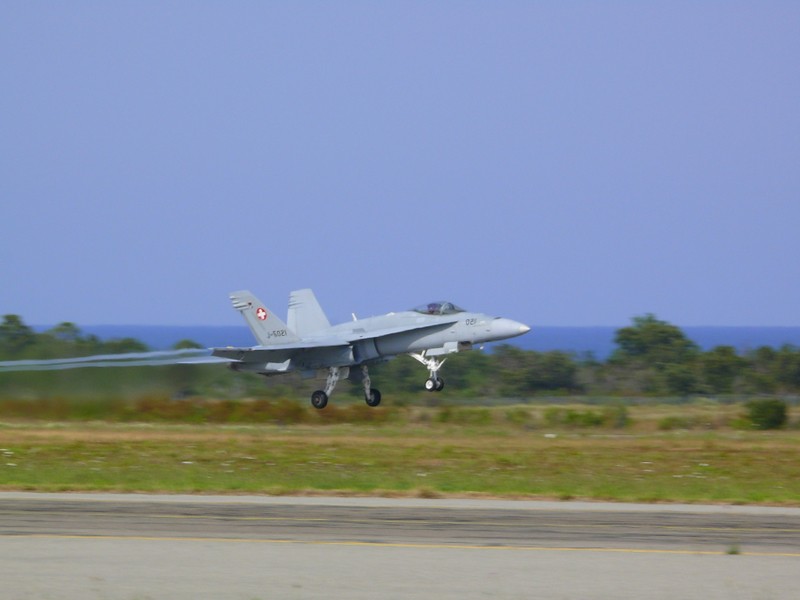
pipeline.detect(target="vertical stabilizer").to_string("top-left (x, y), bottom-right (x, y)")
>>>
top-left (229, 290), bottom-right (300, 346)
top-left (288, 289), bottom-right (331, 337)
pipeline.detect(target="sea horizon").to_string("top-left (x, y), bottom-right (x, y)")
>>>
top-left (31, 324), bottom-right (800, 360)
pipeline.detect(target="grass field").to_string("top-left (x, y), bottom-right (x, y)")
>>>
top-left (2, 404), bottom-right (800, 504)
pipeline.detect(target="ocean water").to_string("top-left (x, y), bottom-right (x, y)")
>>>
top-left (521, 326), bottom-right (800, 359)
top-left (63, 325), bottom-right (800, 360)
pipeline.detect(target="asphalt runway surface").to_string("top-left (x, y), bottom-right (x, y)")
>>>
top-left (2, 493), bottom-right (799, 599)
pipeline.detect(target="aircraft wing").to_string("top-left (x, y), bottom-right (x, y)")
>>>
top-left (210, 319), bottom-right (459, 366)
top-left (178, 355), bottom-right (239, 365)
top-left (343, 318), bottom-right (460, 342)
top-left (211, 341), bottom-right (350, 363)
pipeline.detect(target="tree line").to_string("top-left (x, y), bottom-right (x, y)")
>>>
top-left (375, 314), bottom-right (800, 397)
top-left (2, 313), bottom-right (800, 398)
top-left (0, 315), bottom-right (150, 359)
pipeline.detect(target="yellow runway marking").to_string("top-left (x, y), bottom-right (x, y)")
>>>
top-left (4, 533), bottom-right (800, 557)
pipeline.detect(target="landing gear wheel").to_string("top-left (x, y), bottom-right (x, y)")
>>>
top-left (311, 390), bottom-right (329, 409)
top-left (413, 352), bottom-right (447, 394)
top-left (365, 388), bottom-right (382, 407)
top-left (425, 378), bottom-right (445, 392)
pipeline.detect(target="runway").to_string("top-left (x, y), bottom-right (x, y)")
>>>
top-left (2, 493), bottom-right (800, 599)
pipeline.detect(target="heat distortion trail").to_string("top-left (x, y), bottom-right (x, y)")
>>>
top-left (0, 348), bottom-right (213, 372)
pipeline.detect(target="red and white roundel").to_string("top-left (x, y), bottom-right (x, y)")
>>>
top-left (256, 307), bottom-right (268, 320)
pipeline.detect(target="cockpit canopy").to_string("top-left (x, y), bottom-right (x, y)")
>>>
top-left (413, 301), bottom-right (465, 316)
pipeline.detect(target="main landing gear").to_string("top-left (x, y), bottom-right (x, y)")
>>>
top-left (310, 365), bottom-right (381, 410)
top-left (309, 351), bottom-right (448, 409)
top-left (411, 351), bottom-right (446, 393)
top-left (311, 390), bottom-right (328, 409)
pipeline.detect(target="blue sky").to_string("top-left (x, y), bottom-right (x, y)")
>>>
top-left (2, 2), bottom-right (799, 327)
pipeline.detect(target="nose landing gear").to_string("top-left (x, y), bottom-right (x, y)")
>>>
top-left (411, 351), bottom-right (446, 393)
top-left (424, 377), bottom-right (445, 392)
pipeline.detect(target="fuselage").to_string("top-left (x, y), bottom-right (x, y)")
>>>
top-left (295, 310), bottom-right (530, 369)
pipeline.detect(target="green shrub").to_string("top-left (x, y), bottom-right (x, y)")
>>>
top-left (544, 407), bottom-right (605, 428)
top-left (744, 398), bottom-right (787, 430)
top-left (603, 403), bottom-right (631, 428)
top-left (658, 415), bottom-right (695, 431)
top-left (505, 407), bottom-right (534, 427)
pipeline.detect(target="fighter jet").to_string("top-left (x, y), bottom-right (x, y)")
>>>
top-left (211, 289), bottom-right (530, 409)
top-left (211, 290), bottom-right (530, 409)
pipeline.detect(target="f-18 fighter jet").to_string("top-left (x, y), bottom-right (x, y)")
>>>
top-left (211, 290), bottom-right (530, 409)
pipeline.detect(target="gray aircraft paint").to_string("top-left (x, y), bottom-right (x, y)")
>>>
top-left (214, 290), bottom-right (529, 408)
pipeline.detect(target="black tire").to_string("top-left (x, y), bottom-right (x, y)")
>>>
top-left (425, 378), bottom-right (437, 392)
top-left (311, 390), bottom-right (328, 409)
top-left (365, 388), bottom-right (382, 407)
top-left (435, 378), bottom-right (445, 392)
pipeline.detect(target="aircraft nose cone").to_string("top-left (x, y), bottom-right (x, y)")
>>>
top-left (493, 318), bottom-right (532, 340)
